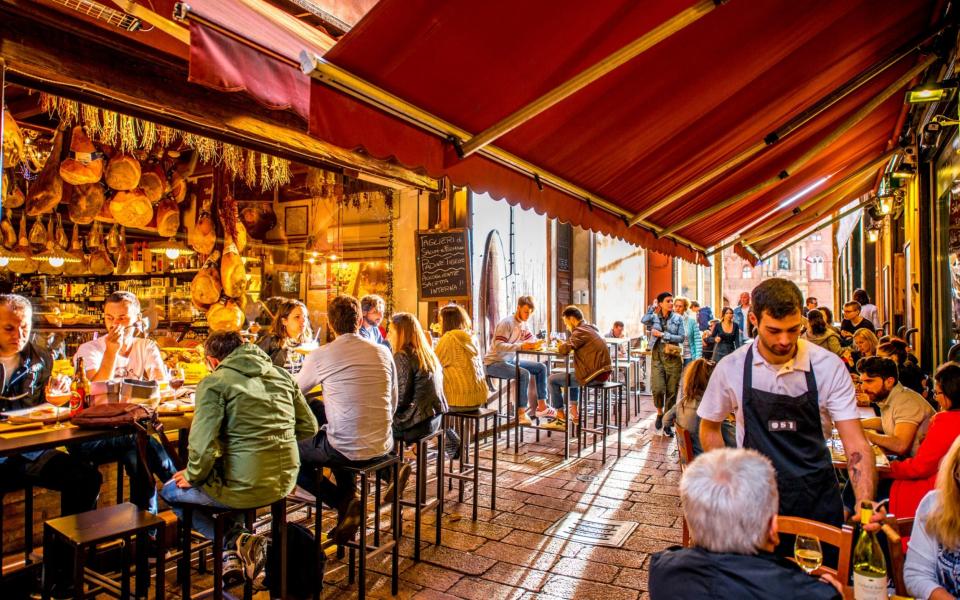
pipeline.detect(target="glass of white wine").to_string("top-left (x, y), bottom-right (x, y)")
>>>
top-left (794, 534), bottom-right (823, 574)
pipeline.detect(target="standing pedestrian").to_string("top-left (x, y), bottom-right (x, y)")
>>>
top-left (642, 292), bottom-right (685, 437)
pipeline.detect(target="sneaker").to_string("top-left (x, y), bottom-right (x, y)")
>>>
top-left (222, 549), bottom-right (245, 586)
top-left (535, 406), bottom-right (557, 419)
top-left (235, 532), bottom-right (268, 584)
top-left (383, 462), bottom-right (411, 505)
top-left (518, 412), bottom-right (533, 427)
top-left (655, 414), bottom-right (663, 431)
top-left (543, 419), bottom-right (566, 432)
top-left (333, 498), bottom-right (362, 544)
top-left (662, 425), bottom-right (675, 438)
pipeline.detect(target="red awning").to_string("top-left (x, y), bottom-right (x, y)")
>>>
top-left (303, 0), bottom-right (941, 263)
top-left (184, 0), bottom-right (336, 119)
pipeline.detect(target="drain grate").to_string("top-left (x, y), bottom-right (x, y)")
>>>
top-left (576, 474), bottom-right (598, 482)
top-left (545, 513), bottom-right (637, 548)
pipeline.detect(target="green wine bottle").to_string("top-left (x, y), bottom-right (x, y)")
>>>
top-left (853, 501), bottom-right (888, 600)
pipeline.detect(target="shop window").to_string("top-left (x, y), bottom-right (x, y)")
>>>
top-left (742, 265), bottom-right (752, 279)
top-left (778, 251), bottom-right (791, 271)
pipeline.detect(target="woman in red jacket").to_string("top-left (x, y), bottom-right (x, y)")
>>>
top-left (887, 362), bottom-right (960, 520)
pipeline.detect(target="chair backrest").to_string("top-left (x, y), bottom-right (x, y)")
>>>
top-left (905, 328), bottom-right (919, 349)
top-left (776, 516), bottom-right (854, 584)
top-left (897, 326), bottom-right (907, 339)
top-left (674, 423), bottom-right (694, 470)
top-left (884, 515), bottom-right (916, 597)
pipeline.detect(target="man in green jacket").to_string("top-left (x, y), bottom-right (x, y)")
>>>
top-left (161, 331), bottom-right (318, 587)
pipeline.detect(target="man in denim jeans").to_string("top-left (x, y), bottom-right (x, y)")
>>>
top-left (484, 296), bottom-right (552, 426)
top-left (642, 291), bottom-right (686, 437)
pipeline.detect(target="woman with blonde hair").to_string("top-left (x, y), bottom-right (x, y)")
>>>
top-left (435, 305), bottom-right (488, 411)
top-left (388, 312), bottom-right (448, 443)
top-left (904, 435), bottom-right (960, 599)
top-left (256, 299), bottom-right (312, 375)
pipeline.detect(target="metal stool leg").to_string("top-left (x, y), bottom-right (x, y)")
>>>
top-left (358, 472), bottom-right (369, 600)
top-left (472, 417), bottom-right (481, 521)
top-left (180, 509), bottom-right (192, 600)
top-left (491, 413), bottom-right (498, 512)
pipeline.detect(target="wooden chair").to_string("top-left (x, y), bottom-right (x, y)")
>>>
top-left (883, 515), bottom-right (915, 597)
top-left (674, 424), bottom-right (694, 547)
top-left (776, 516), bottom-right (855, 586)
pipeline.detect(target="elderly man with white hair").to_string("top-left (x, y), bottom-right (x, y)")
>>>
top-left (649, 448), bottom-right (841, 599)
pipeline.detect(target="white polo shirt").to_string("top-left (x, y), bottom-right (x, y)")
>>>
top-left (697, 339), bottom-right (859, 446)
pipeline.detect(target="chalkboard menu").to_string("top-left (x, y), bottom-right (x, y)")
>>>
top-left (416, 228), bottom-right (470, 300)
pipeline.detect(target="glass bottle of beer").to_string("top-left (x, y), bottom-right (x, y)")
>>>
top-left (69, 357), bottom-right (90, 415)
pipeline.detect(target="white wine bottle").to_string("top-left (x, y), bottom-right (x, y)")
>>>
top-left (853, 501), bottom-right (888, 600)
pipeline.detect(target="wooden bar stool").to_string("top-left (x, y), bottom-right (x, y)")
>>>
top-left (311, 455), bottom-right (401, 600)
top-left (42, 502), bottom-right (166, 600)
top-left (577, 381), bottom-right (624, 463)
top-left (397, 427), bottom-right (445, 562)
top-left (178, 498), bottom-right (288, 600)
top-left (442, 408), bottom-right (499, 520)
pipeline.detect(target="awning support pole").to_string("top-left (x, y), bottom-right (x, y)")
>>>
top-left (758, 197), bottom-right (874, 263)
top-left (741, 150), bottom-right (898, 245)
top-left (459, 0), bottom-right (724, 158)
top-left (628, 32), bottom-right (932, 226)
top-left (656, 54), bottom-right (936, 239)
top-left (301, 52), bottom-right (708, 254)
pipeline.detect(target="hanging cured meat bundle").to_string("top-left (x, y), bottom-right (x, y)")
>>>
top-left (239, 205), bottom-right (276, 240)
top-left (0, 213), bottom-right (15, 249)
top-left (26, 127), bottom-right (64, 216)
top-left (2, 109), bottom-right (24, 167)
top-left (106, 222), bottom-right (122, 253)
top-left (220, 241), bottom-right (247, 299)
top-left (155, 195), bottom-right (180, 238)
top-left (139, 164), bottom-right (167, 203)
top-left (59, 126), bottom-right (104, 185)
top-left (105, 154), bottom-right (141, 191)
top-left (207, 299), bottom-right (245, 332)
top-left (2, 173), bottom-right (25, 209)
top-left (62, 223), bottom-right (87, 276)
top-left (38, 215), bottom-right (62, 275)
top-left (29, 214), bottom-right (47, 248)
top-left (168, 151), bottom-right (197, 203)
top-left (109, 188), bottom-right (153, 228)
top-left (88, 221), bottom-right (115, 275)
top-left (10, 213), bottom-right (37, 274)
top-left (188, 194), bottom-right (216, 255)
top-left (115, 227), bottom-right (130, 275)
top-left (191, 250), bottom-right (222, 309)
top-left (68, 183), bottom-right (106, 224)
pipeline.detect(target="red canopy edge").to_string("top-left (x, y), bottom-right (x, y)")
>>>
top-left (183, 0), bottom-right (335, 120)
top-left (309, 83), bottom-right (710, 265)
top-left (733, 243), bottom-right (759, 266)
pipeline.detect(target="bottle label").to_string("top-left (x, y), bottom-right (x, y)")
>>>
top-left (853, 572), bottom-right (888, 600)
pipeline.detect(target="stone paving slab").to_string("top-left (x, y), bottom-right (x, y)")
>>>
top-left (162, 397), bottom-right (678, 599)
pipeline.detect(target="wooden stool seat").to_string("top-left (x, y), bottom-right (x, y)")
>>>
top-left (43, 502), bottom-right (166, 600)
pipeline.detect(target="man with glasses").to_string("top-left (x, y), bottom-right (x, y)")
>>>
top-left (839, 301), bottom-right (875, 345)
top-left (359, 294), bottom-right (391, 348)
top-left (70, 291), bottom-right (176, 514)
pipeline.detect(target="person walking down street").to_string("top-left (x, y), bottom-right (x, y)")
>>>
top-left (642, 291), bottom-right (685, 437)
top-left (733, 292), bottom-right (752, 344)
top-left (709, 307), bottom-right (742, 363)
top-left (675, 296), bottom-right (702, 368)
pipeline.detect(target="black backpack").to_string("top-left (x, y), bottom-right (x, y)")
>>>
top-left (266, 522), bottom-right (325, 598)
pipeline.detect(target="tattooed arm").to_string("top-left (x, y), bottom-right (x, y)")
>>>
top-left (836, 418), bottom-right (878, 515)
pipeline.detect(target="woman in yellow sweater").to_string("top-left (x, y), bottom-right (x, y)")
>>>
top-left (435, 305), bottom-right (489, 411)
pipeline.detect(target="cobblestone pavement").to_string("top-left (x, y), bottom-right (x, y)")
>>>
top-left (315, 396), bottom-right (678, 600)
top-left (178, 395), bottom-right (678, 599)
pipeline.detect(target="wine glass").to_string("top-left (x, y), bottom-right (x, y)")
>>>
top-left (45, 381), bottom-right (73, 430)
top-left (794, 535), bottom-right (823, 574)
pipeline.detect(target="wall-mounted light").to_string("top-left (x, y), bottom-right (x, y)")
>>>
top-left (878, 197), bottom-right (892, 215)
top-left (890, 164), bottom-right (916, 179)
top-left (906, 79), bottom-right (956, 104)
top-left (867, 228), bottom-right (879, 243)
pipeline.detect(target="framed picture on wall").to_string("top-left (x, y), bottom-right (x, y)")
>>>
top-left (308, 262), bottom-right (327, 289)
top-left (277, 271), bottom-right (301, 294)
top-left (284, 206), bottom-right (309, 237)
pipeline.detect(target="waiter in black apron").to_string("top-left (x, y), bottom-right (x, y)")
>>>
top-left (697, 278), bottom-right (879, 531)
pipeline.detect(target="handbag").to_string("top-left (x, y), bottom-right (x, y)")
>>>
top-left (662, 343), bottom-right (682, 358)
top-left (71, 402), bottom-right (158, 430)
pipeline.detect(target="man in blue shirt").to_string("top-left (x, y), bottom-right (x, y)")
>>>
top-left (359, 294), bottom-right (391, 349)
top-left (733, 292), bottom-right (751, 344)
